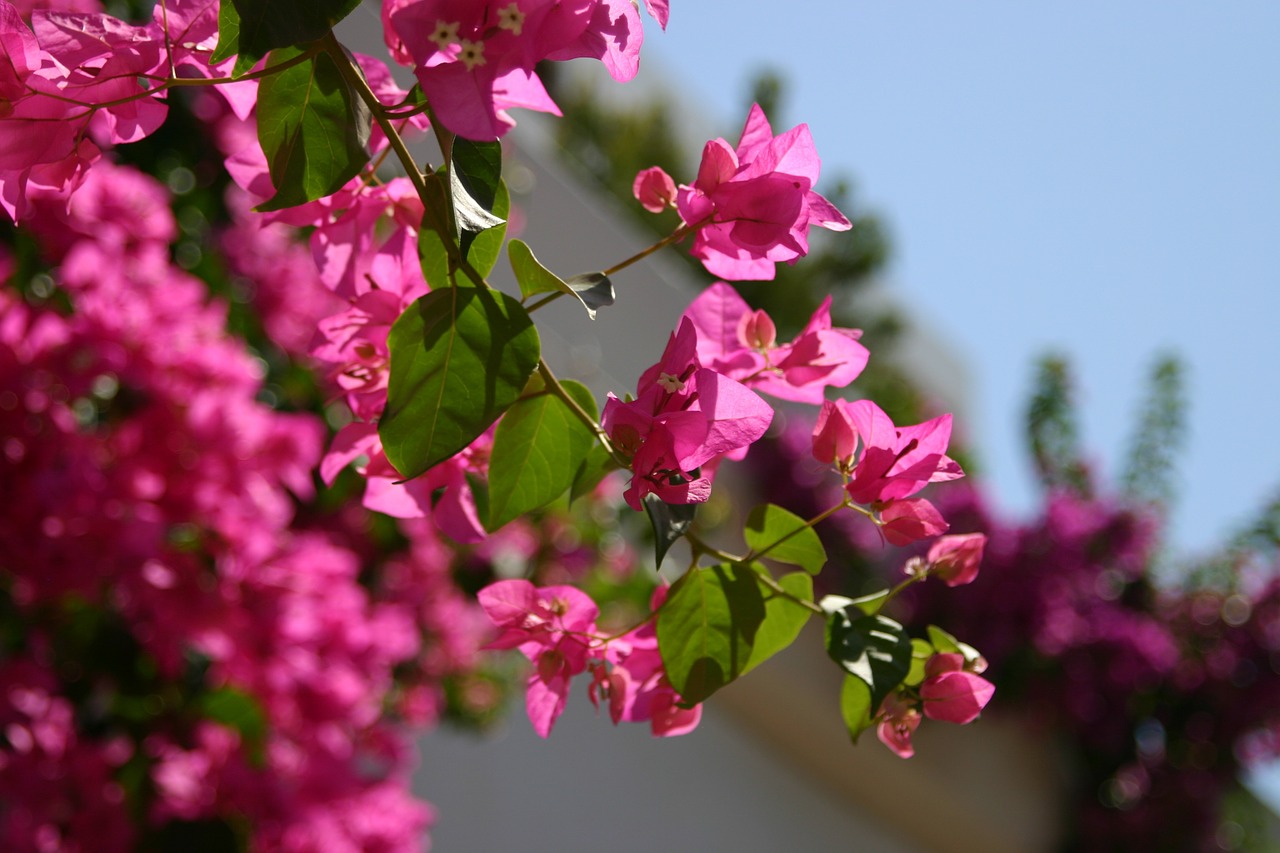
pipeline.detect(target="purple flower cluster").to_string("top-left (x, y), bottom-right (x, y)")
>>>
top-left (896, 485), bottom-right (1280, 850)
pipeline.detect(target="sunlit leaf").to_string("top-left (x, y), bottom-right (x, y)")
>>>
top-left (380, 287), bottom-right (539, 479)
top-left (658, 563), bottom-right (812, 705)
top-left (744, 503), bottom-right (827, 574)
top-left (487, 378), bottom-right (597, 530)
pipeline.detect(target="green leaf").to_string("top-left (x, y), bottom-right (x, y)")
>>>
top-left (449, 138), bottom-right (505, 258)
top-left (416, 168), bottom-right (507, 285)
top-left (926, 624), bottom-right (984, 666)
top-left (487, 378), bottom-right (597, 531)
top-left (742, 568), bottom-right (813, 674)
top-left (507, 240), bottom-right (615, 319)
top-left (643, 494), bottom-right (696, 569)
top-left (839, 675), bottom-right (875, 743)
top-left (222, 0), bottom-right (361, 66)
top-left (658, 563), bottom-right (762, 705)
top-left (255, 46), bottom-right (371, 211)
top-left (380, 287), bottom-right (540, 479)
top-left (417, 174), bottom-right (454, 287)
top-left (199, 687), bottom-right (268, 764)
top-left (508, 239), bottom-right (562, 299)
top-left (819, 588), bottom-right (889, 617)
top-left (744, 503), bottom-right (827, 574)
top-left (906, 637), bottom-right (933, 687)
top-left (466, 179), bottom-right (509, 278)
top-left (657, 563), bottom-right (813, 705)
top-left (198, 687), bottom-right (266, 744)
top-left (211, 2), bottom-right (245, 68)
top-left (824, 608), bottom-right (912, 715)
top-left (570, 442), bottom-right (617, 503)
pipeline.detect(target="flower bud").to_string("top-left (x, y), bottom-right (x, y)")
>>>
top-left (925, 533), bottom-right (986, 587)
top-left (632, 166), bottom-right (677, 213)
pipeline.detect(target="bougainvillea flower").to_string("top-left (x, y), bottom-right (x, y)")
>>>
top-left (641, 0), bottom-right (669, 29)
top-left (684, 282), bottom-right (867, 405)
top-left (840, 400), bottom-right (964, 506)
top-left (602, 318), bottom-right (772, 510)
top-left (812, 399), bottom-right (859, 470)
top-left (926, 532), bottom-right (986, 587)
top-left (477, 580), bottom-right (601, 737)
top-left (876, 692), bottom-right (921, 759)
top-left (633, 165), bottom-right (676, 213)
top-left (879, 498), bottom-right (948, 547)
top-left (673, 103), bottom-right (851, 280)
top-left (919, 653), bottom-right (994, 725)
top-left (385, 0), bottom-right (643, 140)
top-left (592, 585), bottom-right (702, 737)
top-left (320, 422), bottom-right (489, 543)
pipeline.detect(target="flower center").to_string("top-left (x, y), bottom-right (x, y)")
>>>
top-left (428, 20), bottom-right (460, 51)
top-left (457, 39), bottom-right (486, 71)
top-left (656, 372), bottom-right (686, 393)
top-left (496, 3), bottom-right (525, 36)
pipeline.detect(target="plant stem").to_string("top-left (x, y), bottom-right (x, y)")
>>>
top-left (876, 574), bottom-right (927, 614)
top-left (600, 216), bottom-right (710, 277)
top-left (536, 360), bottom-right (628, 469)
top-left (744, 500), bottom-right (849, 565)
top-left (753, 569), bottom-right (826, 615)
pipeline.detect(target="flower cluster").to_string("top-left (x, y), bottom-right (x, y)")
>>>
top-left (683, 281), bottom-right (869, 405)
top-left (478, 580), bottom-right (698, 737)
top-left (634, 103), bottom-right (852, 280)
top-left (812, 399), bottom-right (964, 546)
top-left (601, 316), bottom-right (773, 510)
top-left (877, 650), bottom-right (995, 759)
top-left (909, 487), bottom-right (1280, 850)
top-left (383, 0), bottom-right (667, 140)
top-left (0, 0), bottom-right (230, 219)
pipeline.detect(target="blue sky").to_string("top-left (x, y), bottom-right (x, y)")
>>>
top-left (643, 2), bottom-right (1280, 557)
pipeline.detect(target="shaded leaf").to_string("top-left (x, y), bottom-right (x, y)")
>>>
top-left (825, 608), bottom-right (911, 714)
top-left (255, 46), bottom-right (370, 211)
top-left (150, 818), bottom-right (240, 853)
top-left (487, 378), bottom-right (597, 530)
top-left (563, 272), bottom-right (616, 316)
top-left (449, 138), bottom-right (504, 258)
top-left (744, 503), bottom-right (827, 574)
top-left (570, 442), bottom-right (617, 503)
top-left (417, 173), bottom-right (454, 287)
top-left (220, 0), bottom-right (361, 68)
top-left (643, 494), bottom-right (696, 569)
top-left (380, 287), bottom-right (540, 479)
